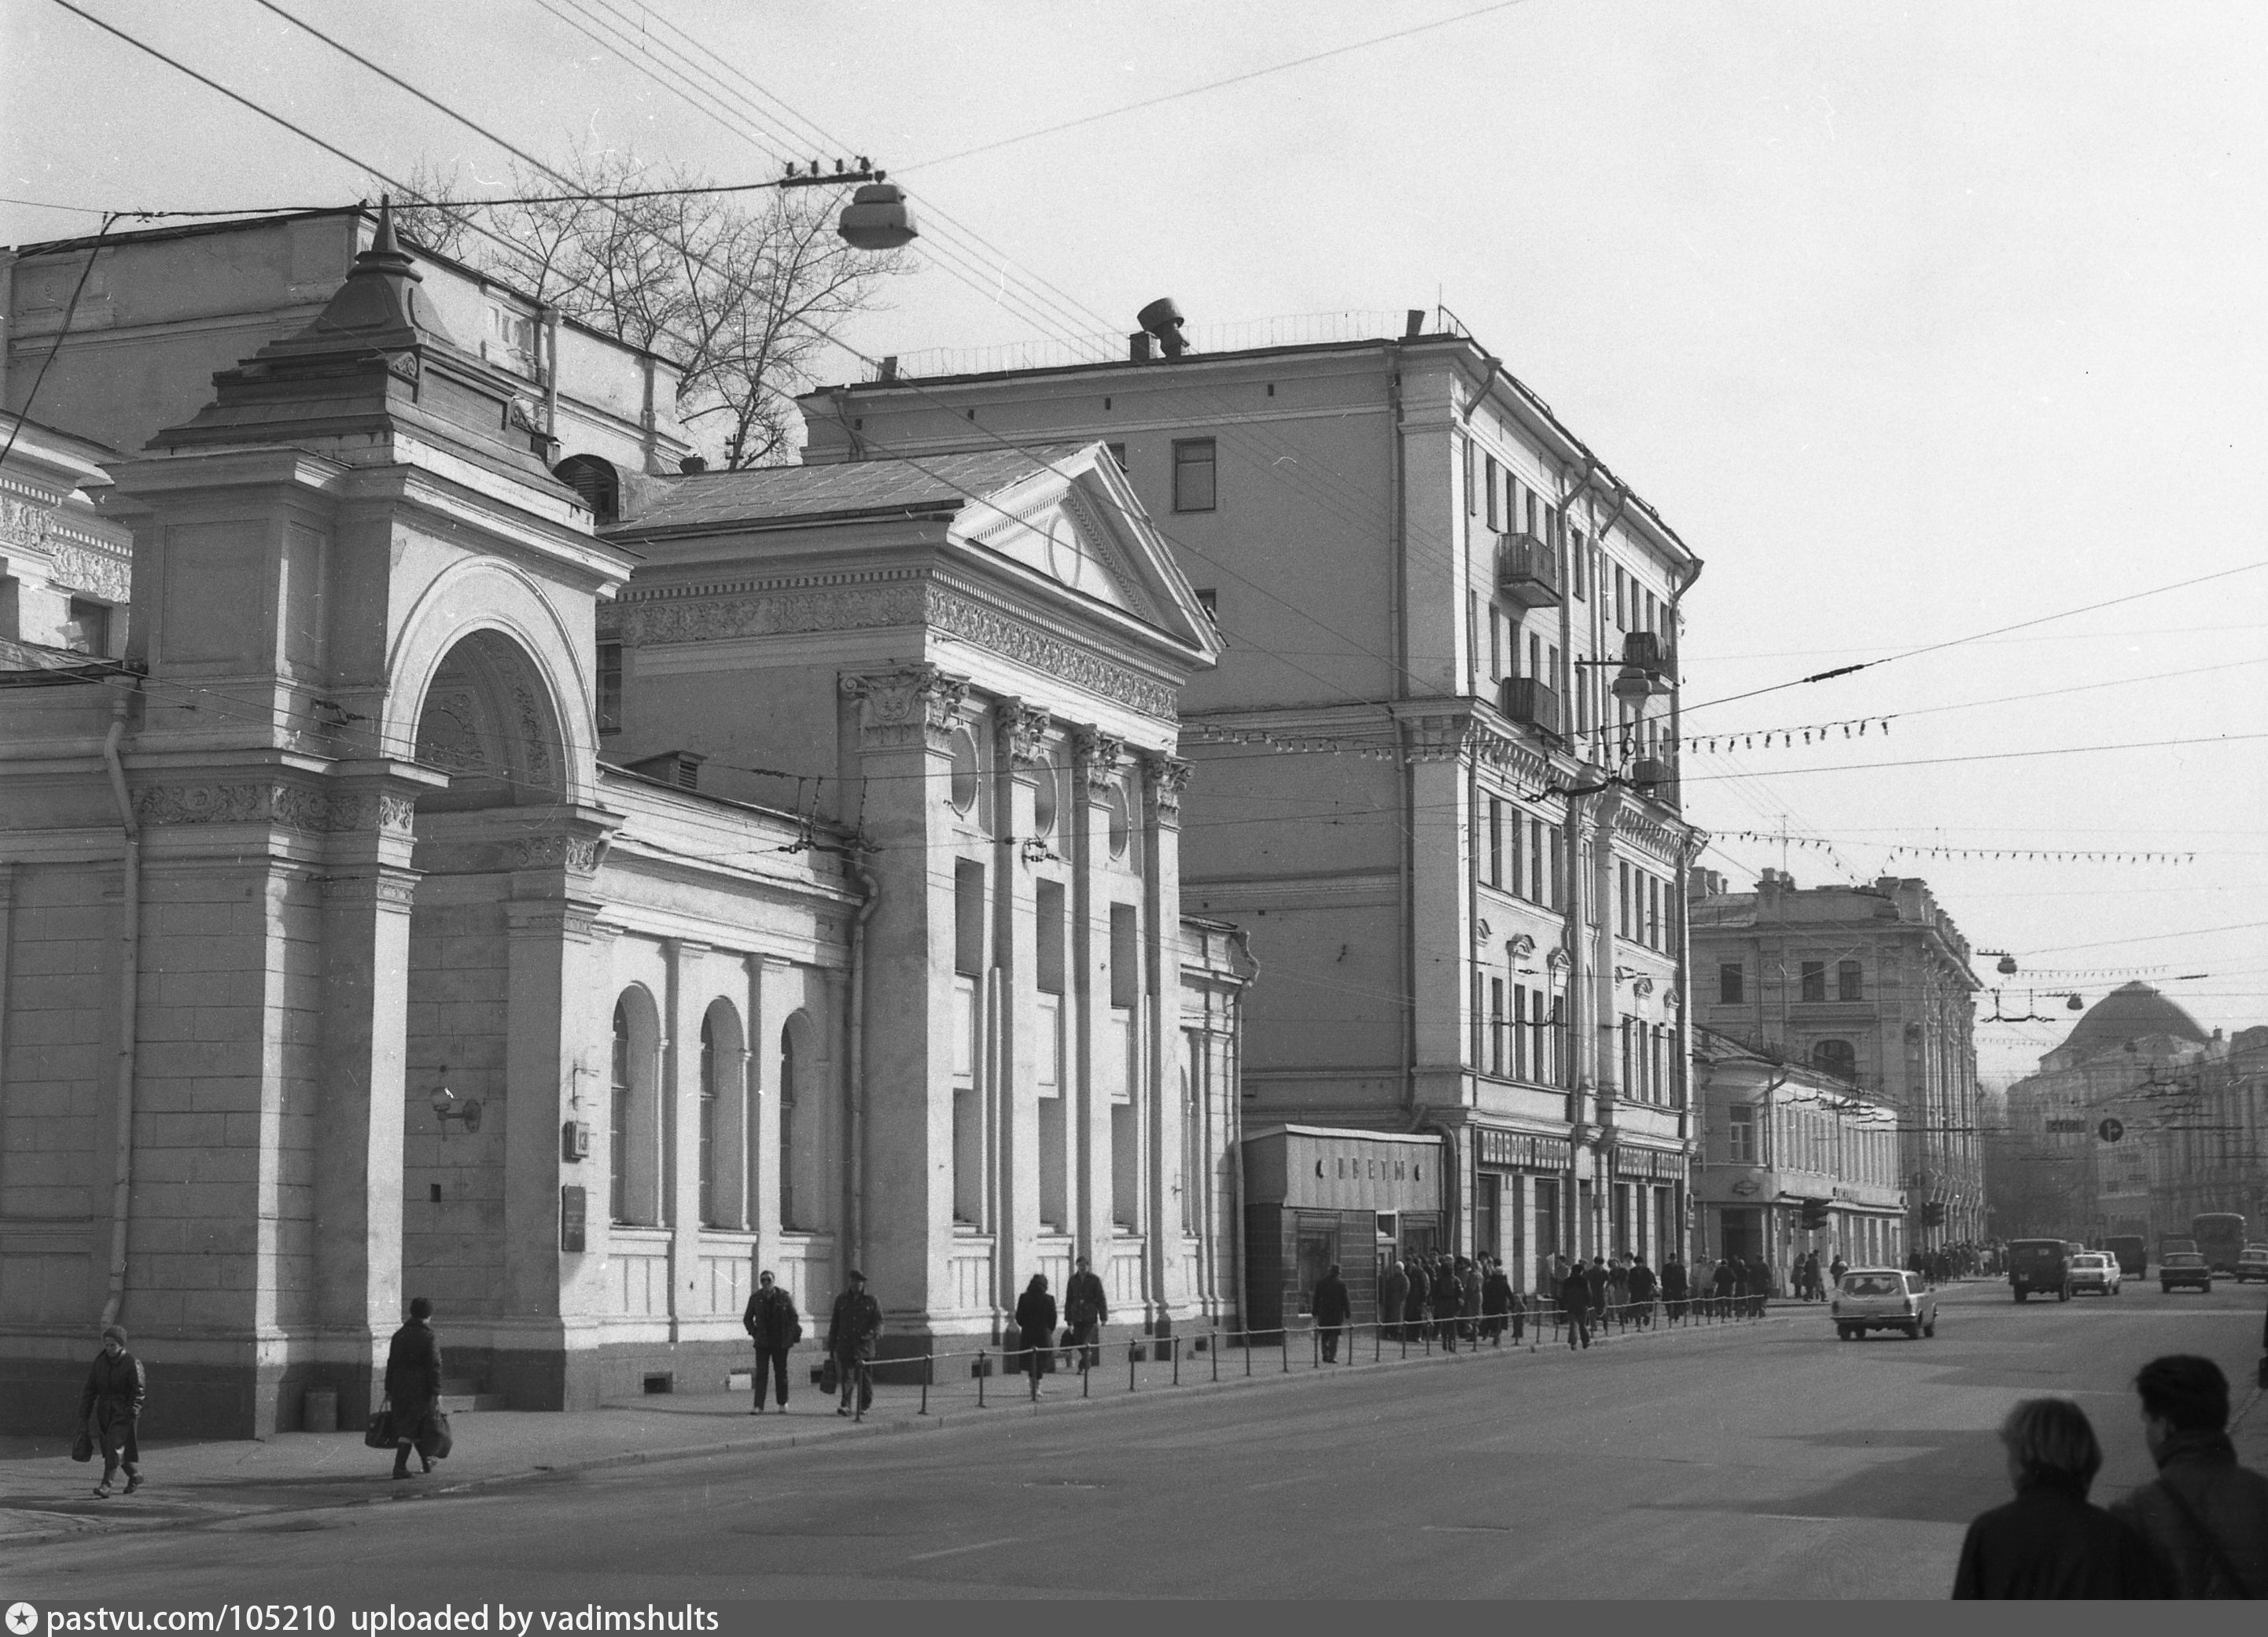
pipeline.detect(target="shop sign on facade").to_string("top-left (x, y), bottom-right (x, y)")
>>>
top-left (1475, 1128), bottom-right (1573, 1171)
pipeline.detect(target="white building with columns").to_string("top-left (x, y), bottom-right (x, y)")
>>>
top-left (0, 209), bottom-right (1247, 1436)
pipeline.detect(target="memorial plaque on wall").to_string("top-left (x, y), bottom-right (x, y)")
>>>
top-left (560, 1185), bottom-right (587, 1252)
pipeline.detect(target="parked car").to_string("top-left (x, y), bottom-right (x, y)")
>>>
top-left (2067, 1251), bottom-right (2121, 1296)
top-left (2234, 1244), bottom-right (2268, 1284)
top-left (1832, 1267), bottom-right (1938, 1340)
top-left (2159, 1252), bottom-right (2213, 1293)
top-left (2007, 1237), bottom-right (2074, 1302)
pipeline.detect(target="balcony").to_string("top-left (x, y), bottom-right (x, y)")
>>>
top-left (1495, 534), bottom-right (1562, 610)
top-left (1499, 676), bottom-right (1563, 738)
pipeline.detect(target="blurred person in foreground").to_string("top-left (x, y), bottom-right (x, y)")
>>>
top-left (2108, 1355), bottom-right (2268, 1597)
top-left (1953, 1397), bottom-right (2166, 1598)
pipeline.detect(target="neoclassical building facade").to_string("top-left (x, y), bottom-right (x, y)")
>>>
top-left (0, 210), bottom-right (1246, 1436)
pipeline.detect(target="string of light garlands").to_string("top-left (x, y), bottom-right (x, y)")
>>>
top-left (1715, 828), bottom-right (2195, 866)
top-left (1580, 714), bottom-right (1898, 756)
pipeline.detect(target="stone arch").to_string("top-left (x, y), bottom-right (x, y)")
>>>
top-left (411, 628), bottom-right (569, 811)
top-left (610, 984), bottom-right (664, 1226)
top-left (385, 557), bottom-right (598, 810)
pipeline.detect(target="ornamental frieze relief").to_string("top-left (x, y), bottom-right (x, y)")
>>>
top-left (614, 578), bottom-right (1176, 720)
top-left (0, 496), bottom-right (54, 551)
top-left (134, 783), bottom-right (418, 836)
top-left (509, 834), bottom-right (606, 875)
top-left (43, 540), bottom-right (132, 604)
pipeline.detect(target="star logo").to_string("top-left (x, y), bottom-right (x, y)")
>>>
top-left (6, 1602), bottom-right (39, 1636)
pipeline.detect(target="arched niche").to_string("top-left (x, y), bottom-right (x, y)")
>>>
top-left (412, 628), bottom-right (570, 812)
top-left (610, 984), bottom-right (664, 1226)
top-left (700, 997), bottom-right (749, 1230)
top-left (779, 1008), bottom-right (823, 1233)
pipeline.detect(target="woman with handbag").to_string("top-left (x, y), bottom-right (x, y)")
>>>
top-left (79, 1323), bottom-right (145, 1497)
top-left (383, 1296), bottom-right (444, 1480)
top-left (1014, 1274), bottom-right (1058, 1402)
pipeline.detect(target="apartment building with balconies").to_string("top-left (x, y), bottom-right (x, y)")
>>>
top-left (795, 314), bottom-right (1706, 1290)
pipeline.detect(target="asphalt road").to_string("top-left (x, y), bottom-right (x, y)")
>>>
top-left (9, 1279), bottom-right (2265, 1601)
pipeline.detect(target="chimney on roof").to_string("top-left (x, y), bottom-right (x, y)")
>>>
top-left (1405, 308), bottom-right (1427, 337)
top-left (1136, 297), bottom-right (1188, 359)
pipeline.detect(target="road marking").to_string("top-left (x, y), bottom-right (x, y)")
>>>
top-left (1422, 1523), bottom-right (1512, 1533)
top-left (908, 1536), bottom-right (1021, 1562)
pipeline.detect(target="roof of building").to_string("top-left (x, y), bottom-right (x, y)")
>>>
top-left (2054, 981), bottom-right (2211, 1059)
top-left (616, 444), bottom-right (1095, 533)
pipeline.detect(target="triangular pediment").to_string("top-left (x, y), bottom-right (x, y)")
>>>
top-left (951, 443), bottom-right (1220, 661)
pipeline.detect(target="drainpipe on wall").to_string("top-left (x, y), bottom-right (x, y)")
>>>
top-left (98, 683), bottom-right (142, 1329)
top-left (540, 305), bottom-right (562, 444)
top-left (1386, 362), bottom-right (1417, 1111)
top-left (1228, 926), bottom-right (1257, 1337)
top-left (1666, 557), bottom-right (1706, 1159)
top-left (841, 847), bottom-right (880, 1278)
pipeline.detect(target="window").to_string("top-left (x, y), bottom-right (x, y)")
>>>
top-left (698, 1014), bottom-right (720, 1227)
top-left (954, 859), bottom-right (985, 975)
top-left (610, 1002), bottom-right (631, 1224)
top-left (1194, 588), bottom-right (1218, 625)
top-left (65, 598), bottom-right (111, 656)
top-left (1618, 861), bottom-right (1632, 938)
top-left (1172, 437), bottom-right (1217, 511)
top-left (1837, 960), bottom-right (1862, 1001)
top-left (1484, 455), bottom-right (1500, 530)
top-left (554, 455), bottom-right (620, 525)
top-left (1489, 978), bottom-right (1505, 1075)
top-left (1513, 986), bottom-right (1530, 1081)
top-left (1464, 437), bottom-right (1477, 515)
top-left (1110, 903), bottom-right (1140, 1008)
top-left (596, 643), bottom-right (622, 736)
top-left (1035, 879), bottom-right (1066, 995)
top-left (1529, 817), bottom-right (1545, 905)
top-left (1813, 1038), bottom-right (1857, 1079)
top-left (779, 1019), bottom-right (801, 1231)
top-left (1548, 828), bottom-right (1563, 911)
top-left (1488, 797), bottom-right (1504, 888)
top-left (1729, 1104), bottom-right (1758, 1164)
top-left (1800, 961), bottom-right (1827, 1002)
top-left (1106, 441), bottom-right (1128, 473)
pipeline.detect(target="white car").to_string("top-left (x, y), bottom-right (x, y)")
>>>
top-left (2236, 1245), bottom-right (2268, 1284)
top-left (2067, 1252), bottom-right (2121, 1296)
top-left (1832, 1267), bottom-right (1938, 1340)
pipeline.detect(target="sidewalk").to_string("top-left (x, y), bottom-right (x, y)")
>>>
top-left (0, 1305), bottom-right (1790, 1547)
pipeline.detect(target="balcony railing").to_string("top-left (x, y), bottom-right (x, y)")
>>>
top-left (1499, 676), bottom-right (1563, 737)
top-left (1496, 534), bottom-right (1562, 610)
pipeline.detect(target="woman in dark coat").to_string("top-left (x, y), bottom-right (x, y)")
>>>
top-left (1403, 1259), bottom-right (1430, 1343)
top-left (1430, 1258), bottom-right (1462, 1351)
top-left (80, 1323), bottom-right (145, 1497)
top-left (1014, 1274), bottom-right (1057, 1401)
top-left (1480, 1259), bottom-right (1513, 1344)
top-left (383, 1296), bottom-right (443, 1480)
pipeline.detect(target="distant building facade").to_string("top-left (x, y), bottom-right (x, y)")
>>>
top-left (1689, 868), bottom-right (1983, 1249)
top-left (1691, 1028), bottom-right (1906, 1280)
top-left (800, 322), bottom-right (1706, 1292)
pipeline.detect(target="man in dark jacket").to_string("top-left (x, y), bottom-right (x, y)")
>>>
top-left (1480, 1259), bottom-right (1513, 1344)
top-left (1627, 1255), bottom-right (1659, 1329)
top-left (1063, 1255), bottom-right (1109, 1373)
top-left (1312, 1263), bottom-right (1350, 1362)
top-left (1662, 1253), bottom-right (1688, 1325)
top-left (1378, 1256), bottom-right (1409, 1345)
top-left (2108, 1355), bottom-right (2268, 1597)
top-left (827, 1270), bottom-right (883, 1419)
top-left (1584, 1256), bottom-right (1609, 1326)
top-left (1430, 1258), bottom-right (1463, 1351)
top-left (383, 1296), bottom-right (442, 1481)
top-left (1954, 1397), bottom-right (2167, 1598)
top-left (1559, 1259), bottom-right (1592, 1350)
top-left (741, 1269), bottom-right (801, 1414)
top-left (1404, 1258), bottom-right (1431, 1344)
top-left (80, 1323), bottom-right (145, 1497)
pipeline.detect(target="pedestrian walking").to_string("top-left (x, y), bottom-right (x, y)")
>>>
top-left (1405, 1256), bottom-right (1431, 1344)
top-left (2106, 1355), bottom-right (2268, 1597)
top-left (1662, 1252), bottom-right (1688, 1325)
top-left (1828, 1252), bottom-right (1848, 1289)
top-left (1558, 1259), bottom-right (1592, 1350)
top-left (79, 1323), bottom-right (144, 1497)
top-left (382, 1296), bottom-right (442, 1481)
top-left (827, 1269), bottom-right (883, 1418)
top-left (1064, 1255), bottom-right (1108, 1373)
top-left (1802, 1251), bottom-right (1823, 1302)
top-left (1585, 1256), bottom-right (1608, 1326)
top-left (1953, 1398), bottom-right (2167, 1598)
top-left (1379, 1255), bottom-right (1409, 1344)
top-left (1607, 1257), bottom-right (1631, 1327)
top-left (1313, 1263), bottom-right (1350, 1362)
top-left (741, 1269), bottom-right (801, 1414)
top-left (1481, 1259), bottom-right (1513, 1344)
top-left (1460, 1258), bottom-right (1483, 1344)
top-left (1628, 1255), bottom-right (1658, 1329)
top-left (1711, 1257), bottom-right (1736, 1320)
top-left (1430, 1257), bottom-right (1462, 1351)
top-left (1014, 1274), bottom-right (1057, 1400)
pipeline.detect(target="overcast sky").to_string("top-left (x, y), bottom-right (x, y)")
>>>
top-left (6, 0), bottom-right (2265, 1081)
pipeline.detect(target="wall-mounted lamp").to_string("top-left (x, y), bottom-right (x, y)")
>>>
top-left (1019, 836), bottom-right (1059, 865)
top-left (430, 1069), bottom-right (482, 1136)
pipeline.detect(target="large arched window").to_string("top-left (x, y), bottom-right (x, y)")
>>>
top-left (1812, 1038), bottom-right (1857, 1080)
top-left (699, 997), bottom-right (747, 1230)
top-left (609, 986), bottom-right (662, 1224)
top-left (554, 454), bottom-right (620, 525)
top-left (699, 1012), bottom-right (719, 1228)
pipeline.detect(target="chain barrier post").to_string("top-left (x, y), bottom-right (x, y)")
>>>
top-left (1280, 1328), bottom-right (1289, 1373)
top-left (1173, 1334), bottom-right (1181, 1387)
top-left (920, 1354), bottom-right (930, 1416)
top-left (1212, 1329), bottom-right (1221, 1383)
top-left (977, 1349), bottom-right (987, 1409)
top-left (1129, 1338), bottom-right (1139, 1393)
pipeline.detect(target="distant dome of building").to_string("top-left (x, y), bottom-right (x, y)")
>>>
top-left (2052, 980), bottom-right (2208, 1062)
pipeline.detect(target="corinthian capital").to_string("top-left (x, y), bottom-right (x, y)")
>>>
top-left (1072, 725), bottom-right (1125, 794)
top-left (997, 698), bottom-right (1054, 769)
top-left (841, 664), bottom-right (971, 752)
top-left (1138, 750), bottom-right (1194, 825)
